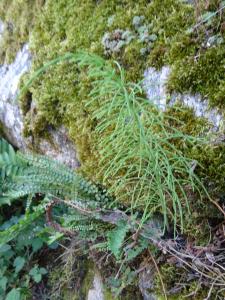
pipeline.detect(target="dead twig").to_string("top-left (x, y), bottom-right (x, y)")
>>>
top-left (148, 249), bottom-right (168, 300)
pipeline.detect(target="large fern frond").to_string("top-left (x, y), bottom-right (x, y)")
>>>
top-left (0, 139), bottom-right (111, 208)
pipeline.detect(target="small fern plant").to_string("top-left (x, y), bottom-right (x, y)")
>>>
top-left (0, 138), bottom-right (115, 253)
top-left (0, 138), bottom-right (111, 209)
top-left (0, 139), bottom-right (149, 262)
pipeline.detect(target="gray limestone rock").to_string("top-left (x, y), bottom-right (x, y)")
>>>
top-left (143, 67), bottom-right (224, 131)
top-left (87, 270), bottom-right (104, 300)
top-left (0, 44), bottom-right (31, 149)
top-left (0, 25), bottom-right (79, 168)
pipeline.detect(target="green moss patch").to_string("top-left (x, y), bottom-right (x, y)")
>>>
top-left (16, 0), bottom-right (224, 221)
top-left (168, 45), bottom-right (225, 110)
top-left (0, 0), bottom-right (44, 63)
top-left (18, 0), bottom-right (196, 169)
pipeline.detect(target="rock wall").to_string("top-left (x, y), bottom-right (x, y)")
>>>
top-left (0, 23), bottom-right (79, 168)
top-left (143, 66), bottom-right (224, 131)
top-left (0, 43), bottom-right (30, 149)
top-left (0, 1), bottom-right (224, 298)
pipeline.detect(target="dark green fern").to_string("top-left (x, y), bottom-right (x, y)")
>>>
top-left (0, 138), bottom-right (111, 209)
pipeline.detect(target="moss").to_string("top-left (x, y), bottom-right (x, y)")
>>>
top-left (12, 0), bottom-right (224, 249)
top-left (154, 264), bottom-right (209, 299)
top-left (0, 1), bottom-right (223, 296)
top-left (48, 258), bottom-right (124, 299)
top-left (164, 105), bottom-right (225, 239)
top-left (15, 0), bottom-right (224, 228)
top-left (48, 257), bottom-right (96, 300)
top-left (144, 0), bottom-right (225, 110)
top-left (168, 45), bottom-right (225, 109)
top-left (18, 0), bottom-right (195, 175)
top-left (166, 0), bottom-right (225, 109)
top-left (80, 261), bottom-right (96, 297)
top-left (0, 0), bottom-right (44, 63)
top-left (166, 106), bottom-right (225, 197)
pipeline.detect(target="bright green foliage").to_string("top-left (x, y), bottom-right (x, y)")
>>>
top-left (0, 208), bottom-right (48, 299)
top-left (15, 0), bottom-right (224, 180)
top-left (107, 221), bottom-right (130, 259)
top-left (16, 0), bottom-right (224, 233)
top-left (21, 52), bottom-right (209, 231)
top-left (0, 138), bottom-right (111, 208)
top-left (0, 139), bottom-right (154, 297)
top-left (0, 141), bottom-right (64, 299)
top-left (18, 0), bottom-right (198, 141)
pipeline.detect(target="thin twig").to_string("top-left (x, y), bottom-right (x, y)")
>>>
top-left (148, 249), bottom-right (167, 300)
top-left (192, 5), bottom-right (225, 30)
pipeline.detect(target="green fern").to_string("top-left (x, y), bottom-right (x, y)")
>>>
top-left (107, 220), bottom-right (130, 259)
top-left (0, 138), bottom-right (26, 180)
top-left (125, 238), bottom-right (148, 261)
top-left (91, 241), bottom-right (109, 252)
top-left (0, 139), bottom-right (111, 209)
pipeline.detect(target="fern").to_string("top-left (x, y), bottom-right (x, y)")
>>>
top-left (0, 139), bottom-right (26, 180)
top-left (91, 242), bottom-right (109, 252)
top-left (0, 139), bottom-right (111, 209)
top-left (125, 238), bottom-right (148, 261)
top-left (107, 220), bottom-right (130, 259)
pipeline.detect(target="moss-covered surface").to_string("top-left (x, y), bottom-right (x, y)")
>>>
top-left (0, 0), bottom-right (44, 64)
top-left (48, 257), bottom-right (96, 300)
top-left (1, 0), bottom-right (221, 109)
top-left (164, 105), bottom-right (225, 239)
top-left (16, 0), bottom-right (224, 182)
top-left (48, 256), bottom-right (141, 300)
top-left (166, 1), bottom-right (225, 110)
top-left (0, 0), bottom-right (225, 298)
top-left (154, 264), bottom-right (209, 299)
top-left (15, 0), bottom-right (225, 235)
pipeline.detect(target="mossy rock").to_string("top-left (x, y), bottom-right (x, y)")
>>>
top-left (10, 0), bottom-right (223, 229)
top-left (0, 0), bottom-right (44, 64)
top-left (0, 1), bottom-right (224, 298)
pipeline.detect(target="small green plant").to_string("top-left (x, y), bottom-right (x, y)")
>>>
top-left (0, 140), bottom-right (62, 299)
top-left (0, 211), bottom-right (48, 299)
top-left (20, 52), bottom-right (209, 233)
top-left (0, 137), bottom-right (111, 208)
top-left (107, 220), bottom-right (130, 259)
top-left (29, 265), bottom-right (48, 283)
top-left (0, 138), bottom-right (145, 297)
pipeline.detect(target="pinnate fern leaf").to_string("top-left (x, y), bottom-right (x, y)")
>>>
top-left (107, 220), bottom-right (130, 259)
